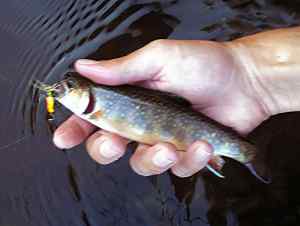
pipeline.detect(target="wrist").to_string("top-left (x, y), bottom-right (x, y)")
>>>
top-left (226, 27), bottom-right (300, 116)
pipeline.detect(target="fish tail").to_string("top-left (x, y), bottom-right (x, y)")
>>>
top-left (238, 140), bottom-right (271, 183)
top-left (245, 156), bottom-right (271, 184)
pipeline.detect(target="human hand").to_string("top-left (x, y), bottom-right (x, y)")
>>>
top-left (53, 31), bottom-right (297, 177)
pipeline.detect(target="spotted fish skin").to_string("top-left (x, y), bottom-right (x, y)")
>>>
top-left (45, 74), bottom-right (267, 182)
top-left (87, 84), bottom-right (256, 164)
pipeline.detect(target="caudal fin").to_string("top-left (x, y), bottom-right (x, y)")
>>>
top-left (245, 157), bottom-right (271, 184)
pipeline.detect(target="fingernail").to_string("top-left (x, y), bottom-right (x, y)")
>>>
top-left (171, 167), bottom-right (190, 178)
top-left (76, 59), bottom-right (97, 65)
top-left (53, 130), bottom-right (72, 149)
top-left (53, 134), bottom-right (65, 149)
top-left (75, 60), bottom-right (108, 76)
top-left (99, 140), bottom-right (120, 159)
top-left (152, 149), bottom-right (177, 168)
top-left (194, 147), bottom-right (212, 162)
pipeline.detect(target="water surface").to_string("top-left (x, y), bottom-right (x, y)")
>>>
top-left (0, 1), bottom-right (299, 225)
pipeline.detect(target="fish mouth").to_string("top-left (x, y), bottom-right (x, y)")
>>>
top-left (52, 82), bottom-right (68, 98)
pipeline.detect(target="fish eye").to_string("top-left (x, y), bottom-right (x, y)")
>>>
top-left (66, 79), bottom-right (77, 89)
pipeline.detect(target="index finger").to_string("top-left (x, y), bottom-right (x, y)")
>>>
top-left (53, 115), bottom-right (95, 149)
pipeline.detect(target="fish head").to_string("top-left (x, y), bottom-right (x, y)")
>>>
top-left (52, 76), bottom-right (92, 115)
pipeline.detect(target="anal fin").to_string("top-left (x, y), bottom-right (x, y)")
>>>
top-left (206, 155), bottom-right (226, 178)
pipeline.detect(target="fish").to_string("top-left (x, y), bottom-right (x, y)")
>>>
top-left (35, 73), bottom-right (270, 183)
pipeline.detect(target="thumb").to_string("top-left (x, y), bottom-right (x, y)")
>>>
top-left (74, 40), bottom-right (167, 85)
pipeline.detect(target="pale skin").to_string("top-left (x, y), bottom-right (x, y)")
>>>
top-left (53, 27), bottom-right (300, 178)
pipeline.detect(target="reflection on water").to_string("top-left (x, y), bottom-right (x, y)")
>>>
top-left (0, 0), bottom-right (299, 225)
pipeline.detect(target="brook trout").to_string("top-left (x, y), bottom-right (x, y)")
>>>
top-left (37, 74), bottom-right (269, 183)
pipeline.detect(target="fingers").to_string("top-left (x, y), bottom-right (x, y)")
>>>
top-left (74, 40), bottom-right (169, 85)
top-left (54, 116), bottom-right (213, 177)
top-left (86, 130), bottom-right (130, 165)
top-left (128, 141), bottom-right (212, 177)
top-left (53, 115), bottom-right (95, 149)
top-left (171, 141), bottom-right (213, 177)
top-left (129, 143), bottom-right (179, 176)
top-left (57, 118), bottom-right (213, 177)
top-left (85, 136), bottom-right (212, 177)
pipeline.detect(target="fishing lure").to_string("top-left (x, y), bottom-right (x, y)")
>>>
top-left (46, 91), bottom-right (55, 120)
top-left (34, 80), bottom-right (58, 121)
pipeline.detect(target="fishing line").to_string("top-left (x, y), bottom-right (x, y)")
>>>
top-left (0, 80), bottom-right (61, 151)
top-left (0, 135), bottom-right (31, 151)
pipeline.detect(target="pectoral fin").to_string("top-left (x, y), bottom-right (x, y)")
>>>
top-left (89, 110), bottom-right (103, 120)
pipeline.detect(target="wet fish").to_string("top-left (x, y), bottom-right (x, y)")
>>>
top-left (36, 74), bottom-right (270, 183)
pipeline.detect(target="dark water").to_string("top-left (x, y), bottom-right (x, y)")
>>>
top-left (0, 0), bottom-right (299, 225)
